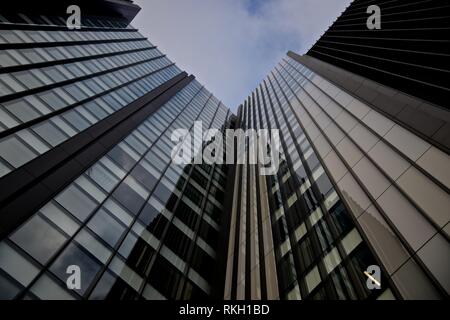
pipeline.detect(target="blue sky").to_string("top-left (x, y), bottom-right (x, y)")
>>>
top-left (133, 0), bottom-right (351, 111)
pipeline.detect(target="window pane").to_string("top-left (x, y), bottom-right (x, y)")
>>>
top-left (38, 91), bottom-right (66, 110)
top-left (14, 71), bottom-right (43, 89)
top-left (40, 201), bottom-right (80, 236)
top-left (55, 185), bottom-right (98, 222)
top-left (0, 273), bottom-right (22, 299)
top-left (50, 242), bottom-right (102, 296)
top-left (3, 99), bottom-right (40, 122)
top-left (87, 209), bottom-right (125, 247)
top-left (30, 273), bottom-right (75, 300)
top-left (86, 162), bottom-right (119, 192)
top-left (33, 121), bottom-right (67, 146)
top-left (112, 181), bottom-right (146, 216)
top-left (0, 242), bottom-right (40, 287)
top-left (10, 214), bottom-right (67, 264)
top-left (74, 229), bottom-right (112, 264)
top-left (0, 135), bottom-right (37, 167)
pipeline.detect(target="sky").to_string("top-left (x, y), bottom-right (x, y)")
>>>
top-left (133, 0), bottom-right (352, 111)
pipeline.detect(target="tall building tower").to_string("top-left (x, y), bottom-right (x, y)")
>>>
top-left (1, 0), bottom-right (449, 301)
top-left (0, 0), bottom-right (232, 299)
top-left (223, 0), bottom-right (449, 300)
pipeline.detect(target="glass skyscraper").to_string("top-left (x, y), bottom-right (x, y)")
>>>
top-left (0, 0), bottom-right (449, 300)
top-left (0, 0), bottom-right (232, 300)
top-left (222, 0), bottom-right (449, 300)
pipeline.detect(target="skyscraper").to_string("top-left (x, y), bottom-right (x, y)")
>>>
top-left (0, 0), bottom-right (449, 301)
top-left (0, 0), bottom-right (232, 300)
top-left (222, 0), bottom-right (449, 300)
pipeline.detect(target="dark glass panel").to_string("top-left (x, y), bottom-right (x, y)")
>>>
top-left (112, 182), bottom-right (146, 216)
top-left (50, 243), bottom-right (102, 297)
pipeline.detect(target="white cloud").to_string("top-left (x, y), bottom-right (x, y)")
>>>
top-left (133, 0), bottom-right (351, 110)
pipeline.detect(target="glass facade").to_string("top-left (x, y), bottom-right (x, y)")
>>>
top-left (1, 0), bottom-right (449, 301)
top-left (0, 3), bottom-right (233, 300)
top-left (224, 54), bottom-right (449, 300)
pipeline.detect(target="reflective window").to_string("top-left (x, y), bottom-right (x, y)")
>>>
top-left (3, 99), bottom-right (41, 122)
top-left (87, 209), bottom-right (126, 247)
top-left (30, 273), bottom-right (76, 300)
top-left (55, 185), bottom-right (98, 222)
top-left (0, 135), bottom-right (37, 167)
top-left (33, 121), bottom-right (68, 146)
top-left (0, 242), bottom-right (40, 287)
top-left (10, 214), bottom-right (68, 264)
top-left (50, 242), bottom-right (102, 296)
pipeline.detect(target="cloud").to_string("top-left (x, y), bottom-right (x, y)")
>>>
top-left (133, 0), bottom-right (351, 111)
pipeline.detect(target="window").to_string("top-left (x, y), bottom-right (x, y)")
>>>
top-left (342, 228), bottom-right (363, 255)
top-left (0, 107), bottom-right (19, 128)
top-left (33, 121), bottom-right (68, 147)
top-left (148, 255), bottom-right (182, 299)
top-left (16, 129), bottom-right (50, 154)
top-left (306, 153), bottom-right (320, 171)
top-left (42, 66), bottom-right (66, 83)
top-left (296, 237), bottom-right (316, 272)
top-left (0, 73), bottom-right (25, 92)
top-left (10, 214), bottom-right (68, 264)
top-left (55, 184), bottom-right (98, 222)
top-left (87, 209), bottom-right (125, 247)
top-left (100, 156), bottom-right (126, 180)
top-left (3, 99), bottom-right (41, 122)
top-left (38, 91), bottom-right (67, 110)
top-left (20, 48), bottom-right (45, 64)
top-left (315, 220), bottom-right (334, 251)
top-left (138, 194), bottom-right (161, 223)
top-left (0, 51), bottom-right (17, 67)
top-left (62, 110), bottom-right (90, 132)
top-left (64, 84), bottom-right (88, 101)
top-left (108, 256), bottom-right (144, 292)
top-left (0, 272), bottom-right (21, 300)
top-left (330, 201), bottom-right (353, 237)
top-left (74, 229), bottom-right (112, 264)
top-left (112, 181), bottom-right (146, 216)
top-left (0, 135), bottom-right (37, 168)
top-left (86, 162), bottom-right (120, 192)
top-left (0, 242), bottom-right (40, 287)
top-left (30, 273), bottom-right (75, 300)
top-left (0, 159), bottom-right (11, 177)
top-left (145, 151), bottom-right (166, 172)
top-left (315, 173), bottom-right (333, 198)
top-left (323, 247), bottom-right (342, 274)
top-left (108, 145), bottom-right (137, 171)
top-left (130, 164), bottom-right (158, 191)
top-left (13, 71), bottom-right (43, 89)
top-left (40, 201), bottom-right (80, 237)
top-left (50, 242), bottom-right (102, 297)
top-left (88, 270), bottom-right (117, 300)
top-left (305, 266), bottom-right (321, 293)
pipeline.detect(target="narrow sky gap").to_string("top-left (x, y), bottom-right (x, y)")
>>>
top-left (133, 0), bottom-right (352, 111)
